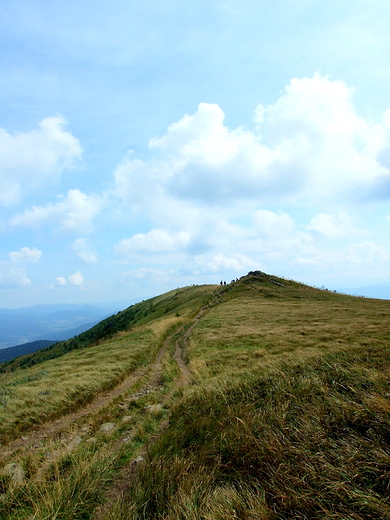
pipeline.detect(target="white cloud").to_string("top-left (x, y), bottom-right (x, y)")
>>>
top-left (9, 247), bottom-right (42, 263)
top-left (112, 74), bottom-right (390, 211)
top-left (115, 102), bottom-right (276, 205)
top-left (291, 240), bottom-right (389, 271)
top-left (0, 266), bottom-right (31, 289)
top-left (69, 271), bottom-right (84, 286)
top-left (347, 240), bottom-right (389, 264)
top-left (11, 189), bottom-right (102, 233)
top-left (0, 247), bottom-right (42, 289)
top-left (72, 238), bottom-right (98, 263)
top-left (292, 247), bottom-right (347, 269)
top-left (308, 213), bottom-right (362, 239)
top-left (104, 74), bottom-right (390, 289)
top-left (180, 253), bottom-right (262, 275)
top-left (0, 116), bottom-right (82, 205)
top-left (55, 271), bottom-right (86, 287)
top-left (253, 209), bottom-right (294, 239)
top-left (115, 229), bottom-right (191, 256)
top-left (122, 267), bottom-right (175, 281)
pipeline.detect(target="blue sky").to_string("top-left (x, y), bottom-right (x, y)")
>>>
top-left (1, 0), bottom-right (390, 307)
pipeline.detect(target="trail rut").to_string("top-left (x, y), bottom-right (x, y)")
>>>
top-left (92, 308), bottom-right (205, 520)
top-left (0, 302), bottom-right (208, 520)
top-left (0, 317), bottom-right (189, 461)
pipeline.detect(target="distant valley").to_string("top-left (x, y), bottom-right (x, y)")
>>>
top-left (0, 300), bottom-right (136, 350)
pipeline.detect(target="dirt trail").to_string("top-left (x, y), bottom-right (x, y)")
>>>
top-left (173, 309), bottom-right (203, 385)
top-left (0, 366), bottom-right (152, 461)
top-left (0, 301), bottom-right (209, 519)
top-left (93, 308), bottom-right (205, 520)
top-left (174, 336), bottom-right (192, 385)
top-left (0, 322), bottom-right (182, 461)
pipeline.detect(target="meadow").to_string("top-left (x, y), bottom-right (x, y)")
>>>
top-left (1, 272), bottom-right (389, 519)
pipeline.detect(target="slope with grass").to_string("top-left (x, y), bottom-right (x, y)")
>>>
top-left (1, 272), bottom-right (390, 520)
top-left (0, 284), bottom-right (215, 442)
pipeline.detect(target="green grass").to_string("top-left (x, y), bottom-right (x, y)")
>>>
top-left (1, 272), bottom-right (390, 519)
top-left (0, 442), bottom-right (122, 520)
top-left (119, 345), bottom-right (390, 519)
top-left (0, 328), bottom-right (156, 442)
top-left (0, 284), bottom-right (216, 374)
top-left (109, 272), bottom-right (390, 519)
top-left (0, 285), bottom-right (215, 442)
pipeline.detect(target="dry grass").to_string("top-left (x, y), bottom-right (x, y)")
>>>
top-left (2, 274), bottom-right (390, 519)
top-left (0, 326), bottom-right (163, 441)
top-left (0, 437), bottom-right (126, 519)
top-left (148, 316), bottom-right (184, 337)
top-left (0, 358), bottom-right (173, 519)
top-left (188, 289), bottom-right (390, 381)
top-left (0, 316), bottom-right (191, 442)
top-left (120, 344), bottom-right (390, 519)
top-left (0, 284), bottom-right (213, 518)
top-left (112, 274), bottom-right (390, 520)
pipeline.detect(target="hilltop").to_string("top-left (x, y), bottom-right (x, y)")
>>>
top-left (0, 271), bottom-right (390, 519)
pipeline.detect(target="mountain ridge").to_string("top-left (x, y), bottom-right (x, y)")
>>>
top-left (1, 271), bottom-right (390, 519)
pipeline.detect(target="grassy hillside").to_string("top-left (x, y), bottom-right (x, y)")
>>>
top-left (1, 272), bottom-right (390, 519)
top-left (0, 284), bottom-right (214, 373)
top-left (0, 284), bottom-right (215, 440)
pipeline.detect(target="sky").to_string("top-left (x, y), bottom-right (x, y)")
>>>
top-left (1, 0), bottom-right (390, 307)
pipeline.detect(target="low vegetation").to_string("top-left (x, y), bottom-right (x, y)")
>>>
top-left (1, 272), bottom-right (390, 519)
top-left (0, 284), bottom-right (214, 373)
top-left (0, 285), bottom-right (215, 442)
top-left (125, 344), bottom-right (390, 519)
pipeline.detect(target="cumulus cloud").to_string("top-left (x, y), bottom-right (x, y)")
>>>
top-left (72, 238), bottom-right (98, 263)
top-left (112, 74), bottom-right (390, 212)
top-left (112, 103), bottom-right (276, 205)
top-left (0, 267), bottom-right (31, 289)
top-left (11, 189), bottom-right (102, 233)
top-left (104, 74), bottom-right (390, 288)
top-left (115, 229), bottom-right (191, 257)
top-left (69, 271), bottom-right (84, 286)
top-left (253, 209), bottom-right (294, 239)
top-left (0, 116), bottom-right (82, 205)
top-left (55, 271), bottom-right (85, 287)
top-left (0, 247), bottom-right (42, 288)
top-left (179, 253), bottom-right (261, 275)
top-left (308, 213), bottom-right (362, 239)
top-left (292, 240), bottom-right (389, 271)
top-left (9, 247), bottom-right (42, 263)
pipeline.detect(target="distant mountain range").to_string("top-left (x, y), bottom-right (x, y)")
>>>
top-left (0, 340), bottom-right (57, 364)
top-left (337, 282), bottom-right (390, 300)
top-left (0, 300), bottom-right (137, 350)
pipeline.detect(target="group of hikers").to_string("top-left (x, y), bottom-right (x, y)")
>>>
top-left (220, 278), bottom-right (239, 285)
